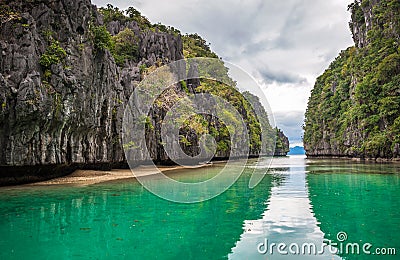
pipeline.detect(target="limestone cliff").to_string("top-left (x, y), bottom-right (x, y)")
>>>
top-left (0, 1), bottom-right (183, 183)
top-left (0, 1), bottom-right (289, 185)
top-left (304, 0), bottom-right (400, 160)
top-left (243, 91), bottom-right (289, 156)
top-left (275, 129), bottom-right (290, 156)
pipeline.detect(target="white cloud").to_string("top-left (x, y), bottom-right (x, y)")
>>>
top-left (263, 83), bottom-right (312, 112)
top-left (92, 0), bottom-right (355, 146)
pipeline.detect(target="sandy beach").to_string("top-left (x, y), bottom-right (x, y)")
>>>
top-left (29, 164), bottom-right (213, 186)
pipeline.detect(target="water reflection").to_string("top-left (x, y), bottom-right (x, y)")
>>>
top-left (307, 158), bottom-right (400, 175)
top-left (1, 157), bottom-right (398, 259)
top-left (230, 156), bottom-right (340, 259)
top-left (0, 166), bottom-right (274, 259)
top-left (307, 160), bottom-right (400, 259)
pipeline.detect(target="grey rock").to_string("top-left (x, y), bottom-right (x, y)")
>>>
top-left (0, 0), bottom-right (184, 184)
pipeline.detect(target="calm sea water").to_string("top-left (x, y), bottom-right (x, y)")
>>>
top-left (0, 156), bottom-right (399, 259)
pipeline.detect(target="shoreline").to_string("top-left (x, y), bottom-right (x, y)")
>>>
top-left (26, 163), bottom-right (216, 187)
top-left (0, 156), bottom-right (262, 187)
top-left (1, 155), bottom-right (398, 188)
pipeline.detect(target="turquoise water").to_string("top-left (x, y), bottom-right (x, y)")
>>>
top-left (307, 159), bottom-right (400, 259)
top-left (0, 164), bottom-right (273, 259)
top-left (0, 157), bottom-right (399, 259)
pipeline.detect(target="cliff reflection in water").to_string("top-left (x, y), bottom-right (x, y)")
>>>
top-left (307, 159), bottom-right (400, 259)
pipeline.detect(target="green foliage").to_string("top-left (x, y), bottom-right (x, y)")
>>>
top-left (179, 135), bottom-right (191, 146)
top-left (180, 32), bottom-right (288, 156)
top-left (180, 80), bottom-right (189, 93)
top-left (145, 116), bottom-right (154, 130)
top-left (78, 43), bottom-right (85, 52)
top-left (123, 141), bottom-right (139, 150)
top-left (99, 4), bottom-right (178, 35)
top-left (98, 4), bottom-right (126, 24)
top-left (125, 6), bottom-right (152, 29)
top-left (125, 6), bottom-right (141, 18)
top-left (348, 1), bottom-right (365, 25)
top-left (91, 25), bottom-right (139, 65)
top-left (195, 80), bottom-right (264, 154)
top-left (363, 132), bottom-right (390, 158)
top-left (376, 53), bottom-right (400, 84)
top-left (96, 5), bottom-right (180, 65)
top-left (139, 64), bottom-right (147, 74)
top-left (181, 114), bottom-right (209, 136)
top-left (43, 69), bottom-right (52, 80)
top-left (53, 92), bottom-right (63, 118)
top-left (91, 25), bottom-right (113, 51)
top-left (275, 128), bottom-right (290, 154)
top-left (39, 40), bottom-right (67, 68)
top-left (304, 0), bottom-right (400, 158)
top-left (153, 22), bottom-right (181, 36)
top-left (217, 140), bottom-right (230, 153)
top-left (182, 34), bottom-right (236, 88)
top-left (182, 33), bottom-right (218, 59)
top-left (111, 28), bottom-right (139, 65)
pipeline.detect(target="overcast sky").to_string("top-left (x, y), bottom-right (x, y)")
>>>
top-left (93, 0), bottom-right (354, 147)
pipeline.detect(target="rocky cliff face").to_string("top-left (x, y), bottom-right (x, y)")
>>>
top-left (0, 0), bottom-right (184, 183)
top-left (275, 129), bottom-right (290, 156)
top-left (1, 2), bottom-right (122, 167)
top-left (242, 91), bottom-right (289, 156)
top-left (349, 0), bottom-right (379, 48)
top-left (0, 1), bottom-right (289, 185)
top-left (304, 0), bottom-right (400, 160)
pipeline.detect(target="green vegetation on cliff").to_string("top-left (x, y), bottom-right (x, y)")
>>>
top-left (99, 4), bottom-right (180, 35)
top-left (182, 33), bottom-right (218, 59)
top-left (304, 0), bottom-right (400, 159)
top-left (181, 33), bottom-right (289, 156)
top-left (39, 40), bottom-right (66, 68)
top-left (94, 4), bottom-right (289, 157)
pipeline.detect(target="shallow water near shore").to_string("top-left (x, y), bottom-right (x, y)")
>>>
top-left (0, 156), bottom-right (399, 259)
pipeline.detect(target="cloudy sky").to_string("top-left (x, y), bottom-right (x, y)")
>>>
top-left (93, 0), bottom-right (354, 147)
